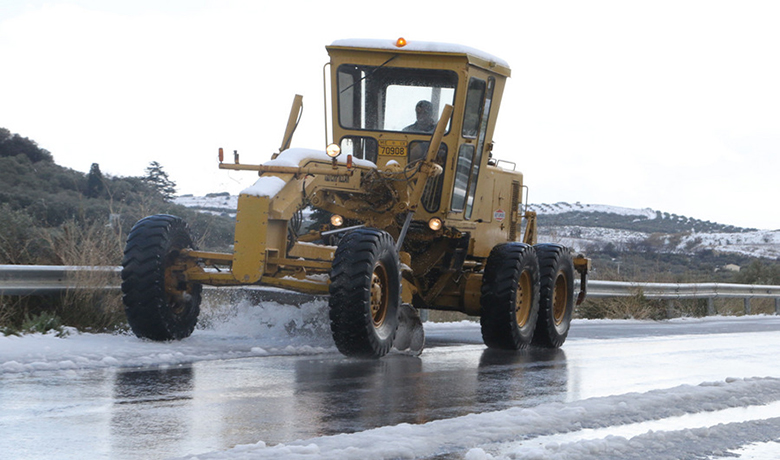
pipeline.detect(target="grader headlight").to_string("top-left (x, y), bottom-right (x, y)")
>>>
top-left (330, 214), bottom-right (344, 227)
top-left (326, 143), bottom-right (341, 158)
top-left (428, 217), bottom-right (443, 231)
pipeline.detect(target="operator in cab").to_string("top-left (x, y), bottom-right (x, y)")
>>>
top-left (403, 100), bottom-right (436, 133)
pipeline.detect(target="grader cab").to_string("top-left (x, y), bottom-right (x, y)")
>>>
top-left (121, 38), bottom-right (590, 358)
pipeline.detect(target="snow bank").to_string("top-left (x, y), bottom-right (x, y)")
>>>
top-left (0, 296), bottom-right (336, 374)
top-left (500, 417), bottom-right (780, 460)
top-left (176, 377), bottom-right (780, 459)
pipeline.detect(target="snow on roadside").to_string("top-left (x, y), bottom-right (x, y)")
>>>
top-left (497, 416), bottom-right (780, 460)
top-left (175, 377), bottom-right (780, 460)
top-left (0, 298), bottom-right (337, 374)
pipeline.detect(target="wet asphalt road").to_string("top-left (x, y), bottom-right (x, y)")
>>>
top-left (3, 316), bottom-right (780, 459)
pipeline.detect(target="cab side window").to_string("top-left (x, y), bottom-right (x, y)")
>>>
top-left (451, 144), bottom-right (474, 212)
top-left (462, 78), bottom-right (486, 138)
top-left (465, 77), bottom-right (495, 220)
top-left (451, 77), bottom-right (486, 212)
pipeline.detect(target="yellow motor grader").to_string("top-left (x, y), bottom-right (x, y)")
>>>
top-left (121, 38), bottom-right (590, 358)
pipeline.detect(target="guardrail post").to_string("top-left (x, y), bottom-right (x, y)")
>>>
top-left (775, 298), bottom-right (780, 315)
top-left (666, 300), bottom-right (674, 318)
top-left (707, 297), bottom-right (715, 316)
top-left (744, 298), bottom-right (751, 315)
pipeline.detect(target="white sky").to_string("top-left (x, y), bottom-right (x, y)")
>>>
top-left (1, 0), bottom-right (779, 229)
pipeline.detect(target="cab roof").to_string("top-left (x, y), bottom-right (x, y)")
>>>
top-left (327, 38), bottom-right (511, 77)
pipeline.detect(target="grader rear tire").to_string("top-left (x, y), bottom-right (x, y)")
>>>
top-left (328, 228), bottom-right (400, 358)
top-left (532, 243), bottom-right (575, 348)
top-left (121, 214), bottom-right (202, 341)
top-left (480, 243), bottom-right (540, 350)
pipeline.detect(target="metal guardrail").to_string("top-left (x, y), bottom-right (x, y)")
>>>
top-left (579, 280), bottom-right (780, 315)
top-left (0, 265), bottom-right (121, 295)
top-left (1, 265), bottom-right (779, 314)
top-left (582, 280), bottom-right (780, 300)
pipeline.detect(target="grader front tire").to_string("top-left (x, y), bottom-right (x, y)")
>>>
top-left (121, 214), bottom-right (202, 341)
top-left (328, 228), bottom-right (401, 358)
top-left (480, 243), bottom-right (540, 350)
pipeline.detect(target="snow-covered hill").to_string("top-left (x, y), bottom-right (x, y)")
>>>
top-left (530, 202), bottom-right (659, 220)
top-left (537, 224), bottom-right (780, 260)
top-left (528, 203), bottom-right (780, 260)
top-left (173, 196), bottom-right (780, 260)
top-left (175, 193), bottom-right (238, 216)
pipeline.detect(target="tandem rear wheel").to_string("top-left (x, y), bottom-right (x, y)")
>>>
top-left (533, 243), bottom-right (575, 348)
top-left (479, 242), bottom-right (575, 351)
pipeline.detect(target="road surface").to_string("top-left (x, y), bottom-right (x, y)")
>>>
top-left (2, 314), bottom-right (780, 459)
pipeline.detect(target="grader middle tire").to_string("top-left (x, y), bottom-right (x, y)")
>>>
top-left (328, 228), bottom-right (401, 358)
top-left (121, 214), bottom-right (202, 341)
top-left (480, 243), bottom-right (540, 350)
top-left (533, 243), bottom-right (575, 348)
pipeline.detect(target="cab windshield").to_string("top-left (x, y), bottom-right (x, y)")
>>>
top-left (337, 64), bottom-right (457, 134)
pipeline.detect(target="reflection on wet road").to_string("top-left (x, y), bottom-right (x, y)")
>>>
top-left (293, 347), bottom-right (568, 438)
top-left (111, 367), bottom-right (196, 458)
top-left (102, 345), bottom-right (570, 457)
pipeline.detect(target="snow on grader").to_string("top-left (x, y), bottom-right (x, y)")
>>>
top-left (120, 38), bottom-right (591, 358)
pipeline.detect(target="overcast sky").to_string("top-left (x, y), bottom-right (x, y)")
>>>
top-left (1, 0), bottom-right (779, 229)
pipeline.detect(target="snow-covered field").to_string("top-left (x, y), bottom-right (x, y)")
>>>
top-left (2, 294), bottom-right (780, 459)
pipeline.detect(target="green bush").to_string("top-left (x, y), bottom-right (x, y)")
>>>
top-left (0, 128), bottom-right (235, 334)
top-left (20, 311), bottom-right (65, 336)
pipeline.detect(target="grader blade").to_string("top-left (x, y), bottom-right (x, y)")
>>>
top-left (392, 303), bottom-right (425, 356)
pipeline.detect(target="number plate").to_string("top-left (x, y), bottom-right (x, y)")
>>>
top-left (378, 140), bottom-right (407, 156)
